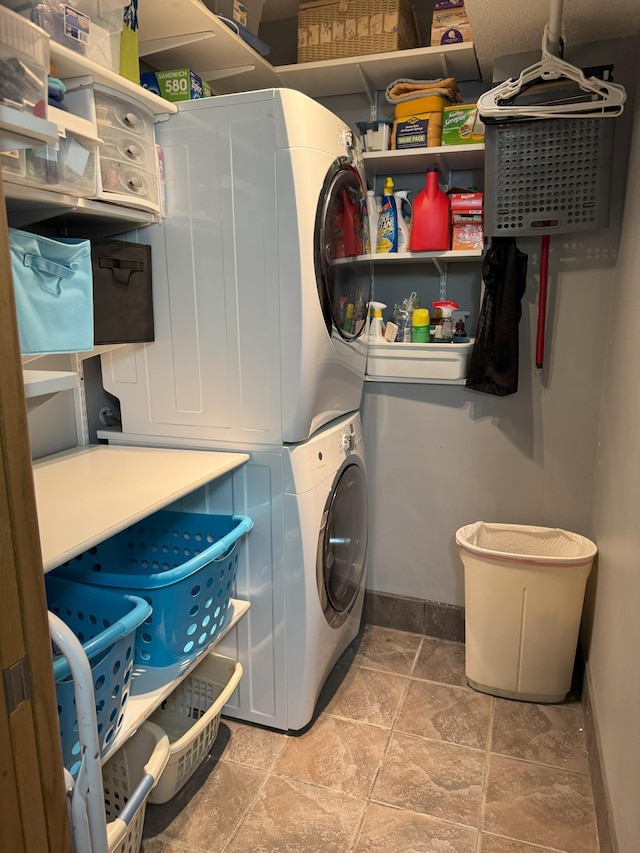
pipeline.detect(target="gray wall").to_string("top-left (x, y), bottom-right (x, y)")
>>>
top-left (582, 60), bottom-right (640, 853)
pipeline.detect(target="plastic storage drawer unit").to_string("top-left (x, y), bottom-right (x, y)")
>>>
top-left (0, 5), bottom-right (48, 118)
top-left (53, 510), bottom-right (254, 666)
top-left (149, 653), bottom-right (243, 802)
top-left (45, 575), bottom-right (152, 775)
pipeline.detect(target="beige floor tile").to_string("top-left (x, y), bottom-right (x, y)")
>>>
top-left (396, 679), bottom-right (492, 749)
top-left (354, 802), bottom-right (478, 852)
top-left (412, 636), bottom-right (468, 686)
top-left (481, 835), bottom-right (561, 852)
top-left (143, 756), bottom-right (266, 849)
top-left (212, 718), bottom-right (286, 770)
top-left (319, 662), bottom-right (408, 727)
top-left (483, 754), bottom-right (599, 852)
top-left (273, 713), bottom-right (389, 798)
top-left (371, 733), bottom-right (485, 827)
top-left (491, 699), bottom-right (589, 774)
top-left (350, 624), bottom-right (422, 675)
top-left (140, 838), bottom-right (188, 853)
top-left (226, 775), bottom-right (366, 853)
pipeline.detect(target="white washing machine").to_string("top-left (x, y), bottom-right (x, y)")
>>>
top-left (102, 88), bottom-right (372, 447)
top-left (102, 411), bottom-right (368, 731)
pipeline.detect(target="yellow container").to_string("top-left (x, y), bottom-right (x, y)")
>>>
top-left (392, 95), bottom-right (448, 150)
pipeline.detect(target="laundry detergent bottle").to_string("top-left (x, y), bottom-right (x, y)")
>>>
top-left (409, 166), bottom-right (450, 252)
top-left (376, 177), bottom-right (398, 253)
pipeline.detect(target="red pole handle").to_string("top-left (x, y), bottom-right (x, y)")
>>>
top-left (536, 235), bottom-right (550, 370)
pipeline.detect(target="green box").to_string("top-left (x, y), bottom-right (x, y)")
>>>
top-left (140, 69), bottom-right (207, 103)
top-left (441, 104), bottom-right (485, 146)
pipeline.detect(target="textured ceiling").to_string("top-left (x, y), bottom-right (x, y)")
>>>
top-left (262, 0), bottom-right (640, 81)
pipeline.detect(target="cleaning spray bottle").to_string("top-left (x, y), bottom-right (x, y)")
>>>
top-left (394, 190), bottom-right (412, 253)
top-left (432, 300), bottom-right (459, 342)
top-left (410, 167), bottom-right (450, 252)
top-left (366, 190), bottom-right (379, 254)
top-left (376, 177), bottom-right (398, 254)
top-left (368, 302), bottom-right (387, 342)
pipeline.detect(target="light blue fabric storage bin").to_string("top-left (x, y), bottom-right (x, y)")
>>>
top-left (9, 228), bottom-right (94, 355)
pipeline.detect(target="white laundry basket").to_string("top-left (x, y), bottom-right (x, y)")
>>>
top-left (456, 522), bottom-right (597, 703)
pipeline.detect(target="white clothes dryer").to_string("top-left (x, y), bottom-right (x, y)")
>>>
top-left (102, 88), bottom-right (372, 447)
top-left (101, 411), bottom-right (368, 731)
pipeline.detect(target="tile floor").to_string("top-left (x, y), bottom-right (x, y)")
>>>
top-left (141, 625), bottom-right (600, 853)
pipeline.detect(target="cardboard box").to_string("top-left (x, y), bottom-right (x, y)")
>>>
top-left (140, 69), bottom-right (208, 103)
top-left (431, 1), bottom-right (473, 46)
top-left (450, 191), bottom-right (483, 250)
top-left (442, 104), bottom-right (485, 146)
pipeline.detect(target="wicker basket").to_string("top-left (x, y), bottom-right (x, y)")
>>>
top-left (298, 0), bottom-right (419, 63)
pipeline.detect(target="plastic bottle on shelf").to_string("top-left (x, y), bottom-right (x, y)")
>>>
top-left (366, 190), bottom-right (379, 254)
top-left (368, 301), bottom-right (387, 342)
top-left (376, 177), bottom-right (398, 253)
top-left (409, 167), bottom-right (450, 252)
top-left (394, 190), bottom-right (412, 253)
top-left (432, 300), bottom-right (459, 342)
top-left (411, 307), bottom-right (430, 342)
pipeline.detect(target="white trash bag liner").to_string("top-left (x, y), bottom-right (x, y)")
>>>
top-left (456, 521), bottom-right (597, 567)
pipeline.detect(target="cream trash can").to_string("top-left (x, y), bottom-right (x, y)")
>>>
top-left (455, 522), bottom-right (597, 703)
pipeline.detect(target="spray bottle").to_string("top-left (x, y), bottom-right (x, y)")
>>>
top-left (368, 301), bottom-right (387, 342)
top-left (376, 177), bottom-right (398, 253)
top-left (394, 190), bottom-right (412, 253)
top-left (432, 300), bottom-right (459, 342)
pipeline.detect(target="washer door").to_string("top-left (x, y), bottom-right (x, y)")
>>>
top-left (317, 460), bottom-right (368, 628)
top-left (314, 161), bottom-right (372, 343)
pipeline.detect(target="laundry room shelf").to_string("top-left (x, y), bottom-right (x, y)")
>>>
top-left (33, 445), bottom-right (250, 572)
top-left (136, 0), bottom-right (480, 97)
top-left (363, 143), bottom-right (485, 176)
top-left (100, 597), bottom-right (250, 764)
top-left (23, 369), bottom-right (78, 412)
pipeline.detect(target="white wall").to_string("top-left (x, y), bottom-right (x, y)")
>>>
top-left (582, 59), bottom-right (640, 853)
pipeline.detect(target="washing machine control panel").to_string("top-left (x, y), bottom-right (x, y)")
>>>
top-left (338, 419), bottom-right (363, 455)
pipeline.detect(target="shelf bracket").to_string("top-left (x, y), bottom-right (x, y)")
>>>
top-left (432, 262), bottom-right (448, 300)
top-left (355, 64), bottom-right (377, 118)
top-left (200, 65), bottom-right (257, 82)
top-left (138, 31), bottom-right (215, 58)
top-left (439, 53), bottom-right (450, 79)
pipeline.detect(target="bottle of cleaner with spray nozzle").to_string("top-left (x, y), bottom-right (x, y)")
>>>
top-left (368, 301), bottom-right (387, 342)
top-left (394, 190), bottom-right (412, 253)
top-left (376, 177), bottom-right (398, 253)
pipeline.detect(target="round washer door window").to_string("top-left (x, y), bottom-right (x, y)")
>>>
top-left (314, 163), bottom-right (371, 342)
top-left (319, 462), bottom-right (368, 627)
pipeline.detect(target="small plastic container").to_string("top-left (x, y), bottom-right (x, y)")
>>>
top-left (102, 721), bottom-right (170, 853)
top-left (45, 574), bottom-right (152, 775)
top-left (0, 5), bottom-right (48, 117)
top-left (356, 120), bottom-right (393, 152)
top-left (149, 653), bottom-right (243, 803)
top-left (52, 510), bottom-right (254, 667)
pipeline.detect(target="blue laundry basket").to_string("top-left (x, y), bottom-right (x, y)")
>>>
top-left (53, 511), bottom-right (253, 667)
top-left (45, 575), bottom-right (152, 776)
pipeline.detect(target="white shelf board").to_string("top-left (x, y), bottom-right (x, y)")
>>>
top-left (33, 445), bottom-right (249, 572)
top-left (0, 107), bottom-right (58, 151)
top-left (138, 0), bottom-right (278, 94)
top-left (49, 42), bottom-right (177, 117)
top-left (4, 181), bottom-right (161, 229)
top-left (23, 369), bottom-right (78, 399)
top-left (365, 375), bottom-right (467, 385)
top-left (363, 143), bottom-right (485, 175)
top-left (275, 43), bottom-right (480, 98)
top-left (369, 249), bottom-right (483, 263)
top-left (101, 598), bottom-right (250, 763)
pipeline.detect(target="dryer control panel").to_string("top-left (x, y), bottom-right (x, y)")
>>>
top-left (339, 416), bottom-right (363, 455)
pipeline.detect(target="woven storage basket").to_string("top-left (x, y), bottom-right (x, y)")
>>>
top-left (298, 0), bottom-right (418, 63)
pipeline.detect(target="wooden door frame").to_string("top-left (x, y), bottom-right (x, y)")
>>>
top-left (0, 181), bottom-right (71, 850)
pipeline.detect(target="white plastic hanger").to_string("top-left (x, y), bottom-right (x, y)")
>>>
top-left (478, 23), bottom-right (627, 120)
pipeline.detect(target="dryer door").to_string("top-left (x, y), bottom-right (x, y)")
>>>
top-left (315, 162), bottom-right (372, 343)
top-left (317, 460), bottom-right (368, 628)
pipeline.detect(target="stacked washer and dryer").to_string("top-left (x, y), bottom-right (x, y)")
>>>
top-left (100, 89), bottom-right (372, 730)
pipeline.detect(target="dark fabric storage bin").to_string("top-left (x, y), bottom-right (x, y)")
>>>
top-left (91, 239), bottom-right (154, 345)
